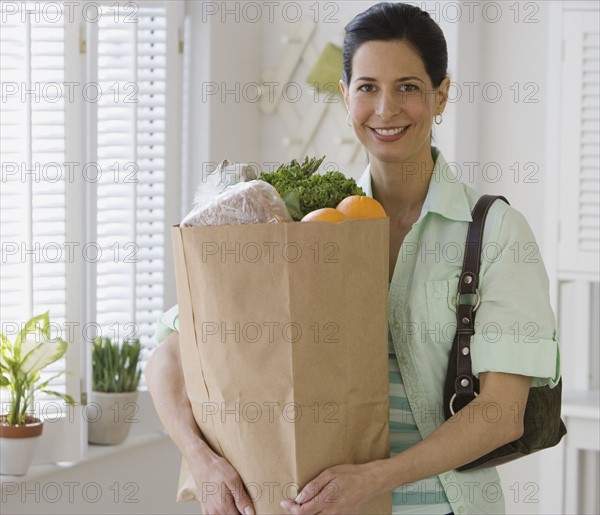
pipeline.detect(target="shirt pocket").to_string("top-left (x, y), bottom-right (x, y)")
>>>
top-left (425, 278), bottom-right (459, 345)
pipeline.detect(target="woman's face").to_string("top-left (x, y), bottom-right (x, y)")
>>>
top-left (340, 39), bottom-right (449, 166)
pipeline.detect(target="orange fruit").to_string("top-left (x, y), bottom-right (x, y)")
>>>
top-left (301, 208), bottom-right (347, 223)
top-left (336, 195), bottom-right (387, 219)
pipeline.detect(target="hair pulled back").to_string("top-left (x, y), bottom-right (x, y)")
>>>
top-left (342, 2), bottom-right (448, 88)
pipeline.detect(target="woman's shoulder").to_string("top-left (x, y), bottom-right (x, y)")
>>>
top-left (452, 179), bottom-right (537, 247)
top-left (432, 148), bottom-right (518, 227)
top-left (456, 178), bottom-right (528, 229)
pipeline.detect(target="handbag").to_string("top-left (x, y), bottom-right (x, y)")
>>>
top-left (443, 194), bottom-right (567, 471)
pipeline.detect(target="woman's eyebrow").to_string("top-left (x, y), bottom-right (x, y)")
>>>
top-left (398, 76), bottom-right (425, 83)
top-left (354, 75), bottom-right (425, 83)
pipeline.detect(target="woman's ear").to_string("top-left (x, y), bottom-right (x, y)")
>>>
top-left (339, 79), bottom-right (349, 110)
top-left (436, 76), bottom-right (451, 115)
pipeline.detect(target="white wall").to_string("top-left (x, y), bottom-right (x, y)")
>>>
top-left (184, 0), bottom-right (263, 209)
top-left (463, 3), bottom-right (557, 514)
top-left (475, 1), bottom-right (553, 249)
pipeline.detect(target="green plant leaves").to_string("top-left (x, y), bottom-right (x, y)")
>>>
top-left (39, 391), bottom-right (75, 405)
top-left (14, 311), bottom-right (50, 358)
top-left (0, 312), bottom-right (72, 426)
top-left (21, 337), bottom-right (67, 375)
top-left (281, 191), bottom-right (303, 221)
top-left (92, 337), bottom-right (141, 393)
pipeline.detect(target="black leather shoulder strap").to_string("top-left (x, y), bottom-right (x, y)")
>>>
top-left (446, 194), bottom-right (509, 415)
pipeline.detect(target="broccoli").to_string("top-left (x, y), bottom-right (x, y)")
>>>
top-left (259, 156), bottom-right (365, 221)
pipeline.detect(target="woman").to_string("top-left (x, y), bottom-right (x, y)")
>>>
top-left (147, 3), bottom-right (560, 514)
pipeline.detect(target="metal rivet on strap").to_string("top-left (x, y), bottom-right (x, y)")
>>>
top-left (464, 275), bottom-right (473, 284)
top-left (462, 317), bottom-right (470, 324)
top-left (460, 378), bottom-right (470, 387)
top-left (461, 346), bottom-right (470, 356)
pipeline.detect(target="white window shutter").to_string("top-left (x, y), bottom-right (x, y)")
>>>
top-left (559, 12), bottom-right (600, 278)
top-left (91, 3), bottom-right (177, 387)
top-left (1, 0), bottom-right (183, 465)
top-left (0, 2), bottom-right (84, 464)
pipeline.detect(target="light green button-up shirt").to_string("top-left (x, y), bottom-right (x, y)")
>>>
top-left (359, 147), bottom-right (560, 515)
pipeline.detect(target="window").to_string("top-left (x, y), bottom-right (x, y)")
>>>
top-left (93, 4), bottom-right (171, 386)
top-left (0, 0), bottom-right (183, 463)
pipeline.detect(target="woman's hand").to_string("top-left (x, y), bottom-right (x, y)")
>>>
top-left (146, 333), bottom-right (254, 514)
top-left (280, 462), bottom-right (382, 515)
top-left (187, 450), bottom-right (255, 515)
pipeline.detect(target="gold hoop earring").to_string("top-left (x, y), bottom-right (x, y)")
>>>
top-left (346, 111), bottom-right (352, 127)
top-left (434, 114), bottom-right (443, 125)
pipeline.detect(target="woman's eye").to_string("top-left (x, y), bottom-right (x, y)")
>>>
top-left (399, 84), bottom-right (418, 93)
top-left (358, 84), bottom-right (375, 93)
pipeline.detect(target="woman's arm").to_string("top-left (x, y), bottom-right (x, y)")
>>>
top-left (281, 371), bottom-right (530, 514)
top-left (146, 331), bottom-right (256, 515)
top-left (374, 371), bottom-right (530, 493)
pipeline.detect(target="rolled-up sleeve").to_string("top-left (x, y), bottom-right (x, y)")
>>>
top-left (154, 304), bottom-right (180, 343)
top-left (470, 205), bottom-right (560, 388)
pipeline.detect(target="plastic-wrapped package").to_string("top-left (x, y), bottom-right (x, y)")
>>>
top-left (180, 180), bottom-right (293, 227)
top-left (192, 160), bottom-right (258, 209)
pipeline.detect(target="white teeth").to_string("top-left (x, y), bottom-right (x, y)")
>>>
top-left (374, 127), bottom-right (406, 136)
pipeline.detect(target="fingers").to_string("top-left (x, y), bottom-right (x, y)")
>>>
top-left (295, 470), bottom-right (332, 504)
top-left (280, 470), bottom-right (336, 514)
top-left (202, 481), bottom-right (253, 515)
top-left (280, 496), bottom-right (325, 515)
top-left (227, 476), bottom-right (255, 515)
top-left (280, 498), bottom-right (302, 514)
top-left (233, 488), bottom-right (255, 515)
top-left (192, 457), bottom-right (255, 515)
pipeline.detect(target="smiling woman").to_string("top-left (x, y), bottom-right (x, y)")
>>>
top-left (146, 3), bottom-right (562, 515)
top-left (340, 39), bottom-right (449, 169)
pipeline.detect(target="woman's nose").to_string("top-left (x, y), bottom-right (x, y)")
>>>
top-left (374, 91), bottom-right (401, 121)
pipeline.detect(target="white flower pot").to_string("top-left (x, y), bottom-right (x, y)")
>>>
top-left (88, 390), bottom-right (139, 445)
top-left (0, 417), bottom-right (44, 476)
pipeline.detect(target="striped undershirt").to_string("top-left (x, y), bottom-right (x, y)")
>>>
top-left (388, 328), bottom-right (453, 514)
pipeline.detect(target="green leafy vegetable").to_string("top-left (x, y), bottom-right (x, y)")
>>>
top-left (259, 156), bottom-right (364, 220)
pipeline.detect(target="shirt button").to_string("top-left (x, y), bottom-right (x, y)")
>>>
top-left (458, 507), bottom-right (465, 514)
top-left (394, 322), bottom-right (400, 330)
top-left (444, 473), bottom-right (453, 481)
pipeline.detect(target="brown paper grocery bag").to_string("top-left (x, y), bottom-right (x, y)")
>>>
top-left (172, 218), bottom-right (392, 514)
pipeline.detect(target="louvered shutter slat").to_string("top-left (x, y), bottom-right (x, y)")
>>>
top-left (559, 14), bottom-right (600, 275)
top-left (94, 6), bottom-right (168, 376)
top-left (0, 3), bottom-right (70, 412)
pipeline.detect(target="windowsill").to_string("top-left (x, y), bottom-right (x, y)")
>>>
top-left (0, 430), bottom-right (169, 486)
top-left (1, 390), bottom-right (168, 487)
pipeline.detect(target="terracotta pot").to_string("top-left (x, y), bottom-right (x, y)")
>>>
top-left (0, 415), bottom-right (44, 476)
top-left (88, 390), bottom-right (139, 445)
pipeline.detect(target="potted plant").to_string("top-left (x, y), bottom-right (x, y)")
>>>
top-left (0, 312), bottom-right (75, 475)
top-left (88, 337), bottom-right (141, 445)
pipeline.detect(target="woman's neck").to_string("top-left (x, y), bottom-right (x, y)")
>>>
top-left (369, 147), bottom-right (435, 223)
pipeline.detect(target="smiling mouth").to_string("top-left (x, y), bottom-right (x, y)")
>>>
top-left (371, 126), bottom-right (409, 136)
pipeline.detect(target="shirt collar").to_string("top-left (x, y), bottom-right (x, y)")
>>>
top-left (356, 147), bottom-right (473, 223)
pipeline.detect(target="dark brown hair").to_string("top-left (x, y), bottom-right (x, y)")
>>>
top-left (342, 2), bottom-right (448, 88)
